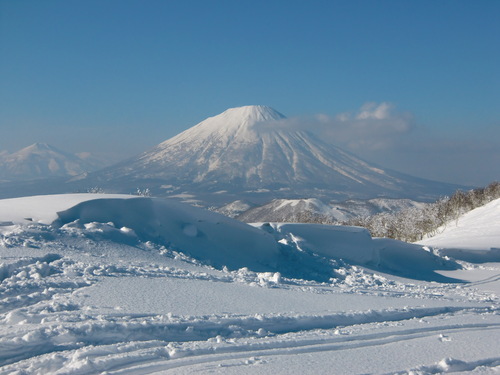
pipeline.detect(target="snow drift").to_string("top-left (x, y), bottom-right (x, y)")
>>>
top-left (0, 194), bottom-right (460, 282)
top-left (1, 194), bottom-right (499, 374)
top-left (256, 222), bottom-right (461, 282)
top-left (54, 196), bottom-right (282, 272)
top-left (61, 195), bottom-right (462, 281)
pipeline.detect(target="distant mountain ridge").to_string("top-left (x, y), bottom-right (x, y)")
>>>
top-left (0, 107), bottom-right (463, 208)
top-left (85, 105), bottom-right (460, 205)
top-left (235, 197), bottom-right (427, 223)
top-left (0, 143), bottom-right (100, 182)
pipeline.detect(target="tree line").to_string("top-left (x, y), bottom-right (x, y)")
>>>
top-left (294, 181), bottom-right (500, 243)
top-left (344, 181), bottom-right (500, 242)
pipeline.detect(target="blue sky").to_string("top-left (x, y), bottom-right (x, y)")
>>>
top-left (0, 0), bottom-right (499, 186)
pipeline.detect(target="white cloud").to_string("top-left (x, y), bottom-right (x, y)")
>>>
top-left (257, 102), bottom-right (415, 153)
top-left (257, 103), bottom-right (500, 185)
top-left (355, 102), bottom-right (392, 120)
top-left (317, 102), bottom-right (415, 152)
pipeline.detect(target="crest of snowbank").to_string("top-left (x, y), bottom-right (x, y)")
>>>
top-left (0, 194), bottom-right (460, 281)
top-left (0, 194), bottom-right (134, 224)
top-left (53, 196), bottom-right (282, 272)
top-left (255, 222), bottom-right (460, 282)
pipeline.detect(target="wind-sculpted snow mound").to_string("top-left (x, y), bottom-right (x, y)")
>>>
top-left (260, 223), bottom-right (375, 264)
top-left (0, 194), bottom-right (461, 281)
top-left (372, 238), bottom-right (461, 282)
top-left (0, 193), bottom-right (133, 225)
top-left (255, 223), bottom-right (461, 282)
top-left (53, 197), bottom-right (282, 272)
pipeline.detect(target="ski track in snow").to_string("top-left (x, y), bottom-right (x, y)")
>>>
top-left (1, 195), bottom-right (500, 374)
top-left (2, 241), bottom-right (498, 374)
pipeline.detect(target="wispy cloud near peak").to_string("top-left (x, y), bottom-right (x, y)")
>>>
top-left (355, 102), bottom-right (393, 120)
top-left (313, 102), bottom-right (415, 152)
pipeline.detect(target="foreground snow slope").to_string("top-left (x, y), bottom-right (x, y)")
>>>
top-left (1, 194), bottom-right (499, 374)
top-left (419, 198), bottom-right (500, 263)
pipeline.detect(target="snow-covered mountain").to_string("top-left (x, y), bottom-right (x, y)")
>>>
top-left (236, 197), bottom-right (427, 223)
top-left (86, 105), bottom-right (460, 205)
top-left (0, 143), bottom-right (100, 182)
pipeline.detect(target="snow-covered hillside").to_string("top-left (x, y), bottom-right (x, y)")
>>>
top-left (79, 105), bottom-right (460, 206)
top-left (0, 143), bottom-right (100, 182)
top-left (1, 194), bottom-right (499, 374)
top-left (236, 198), bottom-right (349, 222)
top-left (419, 197), bottom-right (500, 263)
top-left (235, 197), bottom-right (426, 223)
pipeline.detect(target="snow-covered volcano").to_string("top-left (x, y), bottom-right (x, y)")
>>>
top-left (87, 105), bottom-right (459, 204)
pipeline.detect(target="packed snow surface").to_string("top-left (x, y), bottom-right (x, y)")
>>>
top-left (1, 194), bottom-right (499, 374)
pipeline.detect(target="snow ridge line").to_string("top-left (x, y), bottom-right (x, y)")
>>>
top-left (0, 305), bottom-right (495, 368)
top-left (4, 321), bottom-right (500, 375)
top-left (110, 324), bottom-right (500, 375)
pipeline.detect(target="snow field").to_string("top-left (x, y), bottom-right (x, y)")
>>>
top-left (419, 198), bottom-right (500, 265)
top-left (1, 194), bottom-right (499, 374)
